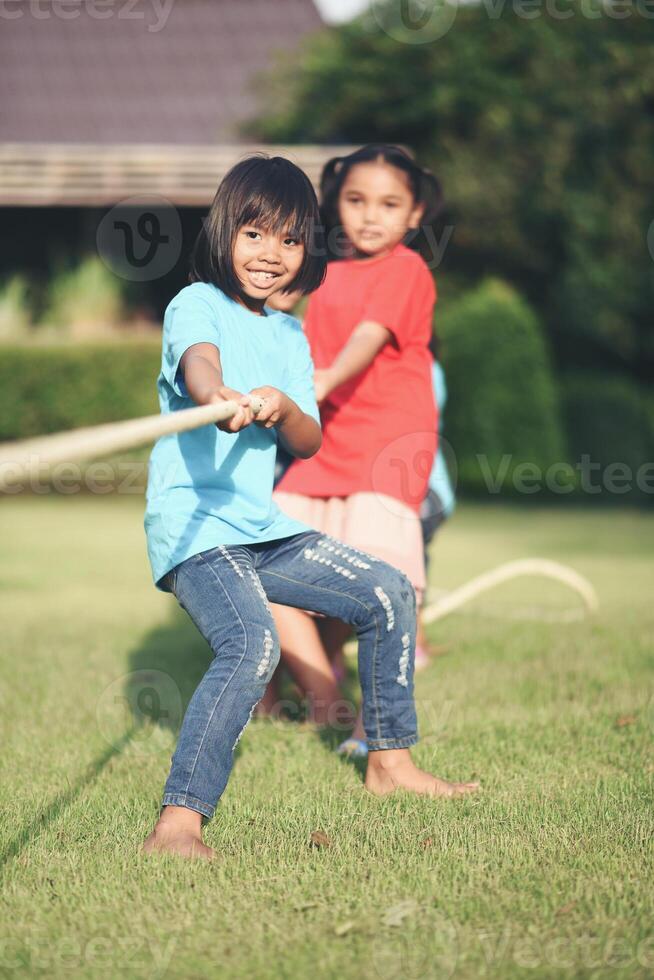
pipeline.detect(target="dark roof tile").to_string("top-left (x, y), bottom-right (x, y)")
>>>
top-left (0, 0), bottom-right (322, 143)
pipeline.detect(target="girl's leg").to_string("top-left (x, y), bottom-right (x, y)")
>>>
top-left (269, 603), bottom-right (349, 726)
top-left (256, 532), bottom-right (479, 799)
top-left (143, 545), bottom-right (281, 860)
top-left (317, 616), bottom-right (352, 683)
top-left (255, 668), bottom-right (279, 718)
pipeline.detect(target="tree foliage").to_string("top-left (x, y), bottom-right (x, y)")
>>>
top-left (250, 2), bottom-right (654, 381)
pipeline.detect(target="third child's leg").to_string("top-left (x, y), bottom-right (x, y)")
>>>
top-left (257, 533), bottom-right (479, 799)
top-left (270, 602), bottom-right (348, 725)
top-left (317, 616), bottom-right (352, 683)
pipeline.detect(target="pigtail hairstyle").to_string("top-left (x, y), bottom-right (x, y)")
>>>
top-left (319, 144), bottom-right (445, 263)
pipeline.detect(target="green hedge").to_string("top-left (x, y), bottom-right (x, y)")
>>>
top-left (438, 279), bottom-right (566, 497)
top-left (0, 340), bottom-right (161, 441)
top-left (2, 333), bottom-right (651, 503)
top-left (560, 372), bottom-right (653, 502)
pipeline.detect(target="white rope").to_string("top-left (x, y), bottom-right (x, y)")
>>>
top-left (0, 410), bottom-right (600, 625)
top-left (421, 558), bottom-right (598, 625)
top-left (0, 397), bottom-right (263, 491)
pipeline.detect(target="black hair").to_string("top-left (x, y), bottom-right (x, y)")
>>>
top-left (319, 144), bottom-right (444, 262)
top-left (188, 154), bottom-right (326, 300)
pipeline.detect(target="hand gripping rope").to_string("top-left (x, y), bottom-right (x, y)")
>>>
top-left (0, 397), bottom-right (264, 491)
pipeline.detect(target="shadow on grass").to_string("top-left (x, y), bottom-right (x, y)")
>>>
top-left (124, 608), bottom-right (213, 737)
top-left (0, 732), bottom-right (135, 870)
top-left (0, 607), bottom-right (208, 870)
top-left (0, 608), bottom-right (363, 868)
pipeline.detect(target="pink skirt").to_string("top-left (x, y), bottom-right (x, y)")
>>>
top-left (273, 490), bottom-right (426, 604)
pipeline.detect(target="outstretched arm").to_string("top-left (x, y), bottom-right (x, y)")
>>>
top-left (180, 342), bottom-right (256, 432)
top-left (314, 320), bottom-right (392, 403)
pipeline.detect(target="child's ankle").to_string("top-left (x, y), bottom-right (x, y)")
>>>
top-left (367, 748), bottom-right (411, 770)
top-left (158, 804), bottom-right (204, 831)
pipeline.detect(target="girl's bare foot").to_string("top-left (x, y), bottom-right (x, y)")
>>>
top-left (365, 748), bottom-right (479, 799)
top-left (142, 805), bottom-right (215, 861)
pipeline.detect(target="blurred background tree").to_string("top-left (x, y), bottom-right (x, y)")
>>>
top-left (248, 2), bottom-right (654, 385)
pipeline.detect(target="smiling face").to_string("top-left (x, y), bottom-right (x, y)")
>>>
top-left (338, 160), bottom-right (425, 259)
top-left (232, 225), bottom-right (305, 313)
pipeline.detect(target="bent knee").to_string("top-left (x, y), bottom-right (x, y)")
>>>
top-left (369, 565), bottom-right (416, 630)
top-left (252, 626), bottom-right (280, 682)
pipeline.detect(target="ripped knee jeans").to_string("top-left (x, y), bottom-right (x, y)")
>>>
top-left (159, 530), bottom-right (418, 819)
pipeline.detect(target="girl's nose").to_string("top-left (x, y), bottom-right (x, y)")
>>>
top-left (260, 237), bottom-right (282, 262)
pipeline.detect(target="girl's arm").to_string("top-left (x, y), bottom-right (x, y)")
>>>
top-left (180, 343), bottom-right (256, 433)
top-left (315, 320), bottom-right (392, 402)
top-left (180, 343), bottom-right (321, 457)
top-left (262, 390), bottom-right (322, 460)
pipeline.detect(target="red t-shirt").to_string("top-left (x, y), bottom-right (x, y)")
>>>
top-left (277, 243), bottom-right (438, 514)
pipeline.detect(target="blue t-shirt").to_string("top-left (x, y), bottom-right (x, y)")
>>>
top-left (427, 360), bottom-right (456, 517)
top-left (144, 282), bottom-right (321, 591)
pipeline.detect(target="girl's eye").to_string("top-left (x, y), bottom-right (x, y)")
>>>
top-left (244, 230), bottom-right (261, 240)
top-left (284, 238), bottom-right (299, 247)
top-left (385, 202), bottom-right (399, 208)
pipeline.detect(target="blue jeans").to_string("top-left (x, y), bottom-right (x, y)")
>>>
top-left (159, 530), bottom-right (419, 819)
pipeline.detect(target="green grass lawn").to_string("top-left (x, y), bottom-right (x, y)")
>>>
top-left (0, 496), bottom-right (652, 979)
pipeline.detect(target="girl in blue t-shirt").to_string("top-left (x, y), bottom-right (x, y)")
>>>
top-left (142, 156), bottom-right (478, 861)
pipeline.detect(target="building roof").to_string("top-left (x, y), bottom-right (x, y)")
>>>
top-left (0, 0), bottom-right (323, 145)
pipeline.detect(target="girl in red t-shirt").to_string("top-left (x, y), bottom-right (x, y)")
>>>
top-left (270, 145), bottom-right (443, 746)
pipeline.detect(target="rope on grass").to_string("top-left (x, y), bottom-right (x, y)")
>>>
top-left (0, 397), bottom-right (264, 492)
top-left (421, 558), bottom-right (598, 625)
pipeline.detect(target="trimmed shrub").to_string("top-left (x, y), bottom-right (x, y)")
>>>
top-left (560, 372), bottom-right (653, 502)
top-left (0, 341), bottom-right (161, 442)
top-left (0, 275), bottom-right (33, 341)
top-left (39, 256), bottom-right (128, 338)
top-left (438, 279), bottom-right (565, 497)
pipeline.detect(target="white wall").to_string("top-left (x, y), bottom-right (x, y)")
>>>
top-left (312, 0), bottom-right (371, 23)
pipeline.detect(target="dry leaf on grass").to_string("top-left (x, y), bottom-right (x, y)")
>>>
top-left (616, 715), bottom-right (636, 727)
top-left (309, 830), bottom-right (332, 849)
top-left (334, 921), bottom-right (354, 937)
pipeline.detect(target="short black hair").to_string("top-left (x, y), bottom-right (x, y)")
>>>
top-left (188, 155), bottom-right (326, 301)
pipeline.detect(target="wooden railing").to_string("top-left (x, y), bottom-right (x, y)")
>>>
top-left (0, 143), bottom-right (356, 206)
